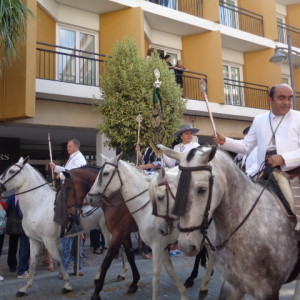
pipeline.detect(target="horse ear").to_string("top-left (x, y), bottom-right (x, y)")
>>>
top-left (157, 144), bottom-right (185, 161)
top-left (116, 152), bottom-right (123, 161)
top-left (158, 168), bottom-right (166, 183)
top-left (23, 156), bottom-right (30, 165)
top-left (63, 171), bottom-right (71, 179)
top-left (208, 146), bottom-right (217, 162)
top-left (99, 154), bottom-right (108, 166)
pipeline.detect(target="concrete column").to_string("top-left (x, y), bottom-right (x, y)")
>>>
top-left (96, 132), bottom-right (116, 165)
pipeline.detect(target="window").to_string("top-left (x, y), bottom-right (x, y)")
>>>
top-left (223, 63), bottom-right (244, 106)
top-left (277, 15), bottom-right (286, 44)
top-left (150, 46), bottom-right (179, 65)
top-left (220, 0), bottom-right (238, 29)
top-left (57, 26), bottom-right (98, 86)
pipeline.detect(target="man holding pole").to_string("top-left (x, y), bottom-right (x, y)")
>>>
top-left (49, 138), bottom-right (86, 277)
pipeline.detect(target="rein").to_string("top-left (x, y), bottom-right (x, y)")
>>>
top-left (89, 161), bottom-right (150, 215)
top-left (0, 163), bottom-right (55, 198)
top-left (154, 181), bottom-right (178, 222)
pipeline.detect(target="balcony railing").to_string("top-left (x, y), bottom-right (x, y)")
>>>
top-left (146, 0), bottom-right (202, 18)
top-left (36, 42), bottom-right (109, 87)
top-left (177, 70), bottom-right (207, 100)
top-left (224, 79), bottom-right (269, 109)
top-left (219, 0), bottom-right (264, 37)
top-left (277, 22), bottom-right (300, 48)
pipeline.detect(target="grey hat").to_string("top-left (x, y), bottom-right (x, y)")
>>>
top-left (174, 124), bottom-right (200, 137)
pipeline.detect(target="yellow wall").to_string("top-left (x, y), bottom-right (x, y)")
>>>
top-left (0, 0), bottom-right (37, 121)
top-left (36, 5), bottom-right (56, 44)
top-left (202, 0), bottom-right (220, 23)
top-left (182, 31), bottom-right (224, 103)
top-left (244, 49), bottom-right (281, 109)
top-left (100, 8), bottom-right (145, 57)
top-left (239, 0), bottom-right (277, 40)
top-left (286, 4), bottom-right (300, 28)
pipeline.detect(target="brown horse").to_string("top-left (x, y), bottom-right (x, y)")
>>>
top-left (59, 165), bottom-right (139, 300)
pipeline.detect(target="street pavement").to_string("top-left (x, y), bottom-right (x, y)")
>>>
top-left (0, 234), bottom-right (297, 300)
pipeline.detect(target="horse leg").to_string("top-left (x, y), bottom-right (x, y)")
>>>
top-left (293, 279), bottom-right (300, 300)
top-left (16, 239), bottom-right (41, 297)
top-left (44, 238), bottom-right (72, 294)
top-left (161, 248), bottom-right (187, 300)
top-left (122, 235), bottom-right (140, 294)
top-left (184, 248), bottom-right (202, 287)
top-left (199, 246), bottom-right (214, 299)
top-left (218, 280), bottom-right (245, 300)
top-left (91, 240), bottom-right (121, 300)
top-left (116, 246), bottom-right (129, 281)
top-left (151, 244), bottom-right (164, 300)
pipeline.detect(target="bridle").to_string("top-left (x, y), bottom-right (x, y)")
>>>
top-left (153, 180), bottom-right (178, 222)
top-left (176, 164), bottom-right (215, 250)
top-left (88, 161), bottom-right (150, 214)
top-left (0, 162), bottom-right (55, 197)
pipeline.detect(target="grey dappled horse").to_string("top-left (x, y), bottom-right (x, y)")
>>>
top-left (158, 145), bottom-right (300, 300)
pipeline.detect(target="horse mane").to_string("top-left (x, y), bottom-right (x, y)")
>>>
top-left (149, 173), bottom-right (159, 216)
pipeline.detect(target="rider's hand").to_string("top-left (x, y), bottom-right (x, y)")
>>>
top-left (49, 162), bottom-right (56, 169)
top-left (267, 154), bottom-right (284, 167)
top-left (212, 131), bottom-right (226, 145)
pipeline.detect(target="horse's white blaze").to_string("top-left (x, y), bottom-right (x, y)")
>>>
top-left (88, 157), bottom-right (187, 300)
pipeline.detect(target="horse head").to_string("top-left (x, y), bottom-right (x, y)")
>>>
top-left (158, 145), bottom-right (217, 256)
top-left (0, 156), bottom-right (30, 192)
top-left (149, 167), bottom-right (179, 236)
top-left (88, 153), bottom-right (122, 207)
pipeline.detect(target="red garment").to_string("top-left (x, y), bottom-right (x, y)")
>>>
top-left (0, 201), bottom-right (8, 212)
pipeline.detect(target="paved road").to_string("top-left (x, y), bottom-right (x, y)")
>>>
top-left (0, 235), bottom-right (297, 300)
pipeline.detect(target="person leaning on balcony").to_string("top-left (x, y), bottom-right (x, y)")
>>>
top-left (174, 60), bottom-right (188, 88)
top-left (213, 83), bottom-right (300, 229)
top-left (164, 55), bottom-right (175, 74)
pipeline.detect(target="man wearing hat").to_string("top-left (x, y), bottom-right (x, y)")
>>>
top-left (163, 124), bottom-right (200, 168)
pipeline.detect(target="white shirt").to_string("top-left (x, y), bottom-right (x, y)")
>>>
top-left (221, 109), bottom-right (300, 172)
top-left (54, 151), bottom-right (87, 180)
top-left (163, 141), bottom-right (200, 168)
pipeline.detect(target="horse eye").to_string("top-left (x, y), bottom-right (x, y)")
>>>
top-left (9, 169), bottom-right (15, 174)
top-left (158, 195), bottom-right (164, 201)
top-left (103, 171), bottom-right (109, 176)
top-left (197, 186), bottom-right (207, 194)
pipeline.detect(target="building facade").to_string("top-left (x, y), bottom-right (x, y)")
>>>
top-left (1, 0), bottom-right (300, 175)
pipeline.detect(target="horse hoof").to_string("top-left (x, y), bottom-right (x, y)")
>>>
top-left (127, 284), bottom-right (138, 294)
top-left (16, 291), bottom-right (26, 297)
top-left (184, 278), bottom-right (194, 288)
top-left (116, 275), bottom-right (125, 282)
top-left (199, 290), bottom-right (208, 299)
top-left (91, 293), bottom-right (101, 300)
top-left (62, 288), bottom-right (72, 294)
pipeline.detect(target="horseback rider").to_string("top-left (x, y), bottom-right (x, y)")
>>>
top-left (213, 83), bottom-right (300, 229)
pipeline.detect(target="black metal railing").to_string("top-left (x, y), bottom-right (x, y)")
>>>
top-left (176, 70), bottom-right (207, 100)
top-left (224, 79), bottom-right (269, 109)
top-left (277, 22), bottom-right (300, 48)
top-left (146, 0), bottom-right (202, 18)
top-left (219, 0), bottom-right (264, 37)
top-left (36, 42), bottom-right (109, 86)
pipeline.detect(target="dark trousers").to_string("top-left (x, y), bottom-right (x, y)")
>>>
top-left (0, 233), bottom-right (5, 256)
top-left (90, 229), bottom-right (105, 250)
top-left (7, 234), bottom-right (30, 274)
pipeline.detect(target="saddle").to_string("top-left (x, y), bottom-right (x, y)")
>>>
top-left (255, 167), bottom-right (300, 228)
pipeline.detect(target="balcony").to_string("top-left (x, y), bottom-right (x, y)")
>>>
top-left (146, 0), bottom-right (202, 18)
top-left (224, 79), bottom-right (269, 109)
top-left (219, 0), bottom-right (264, 37)
top-left (277, 21), bottom-right (300, 48)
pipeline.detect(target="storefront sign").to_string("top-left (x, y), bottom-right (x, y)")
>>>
top-left (0, 138), bottom-right (20, 174)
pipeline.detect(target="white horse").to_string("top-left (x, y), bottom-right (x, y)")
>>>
top-left (149, 166), bottom-right (215, 299)
top-left (0, 157), bottom-right (128, 297)
top-left (87, 154), bottom-right (188, 300)
top-left (0, 157), bottom-right (72, 296)
top-left (157, 145), bottom-right (300, 300)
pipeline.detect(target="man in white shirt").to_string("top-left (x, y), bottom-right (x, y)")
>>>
top-left (213, 83), bottom-right (300, 229)
top-left (50, 139), bottom-right (87, 277)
